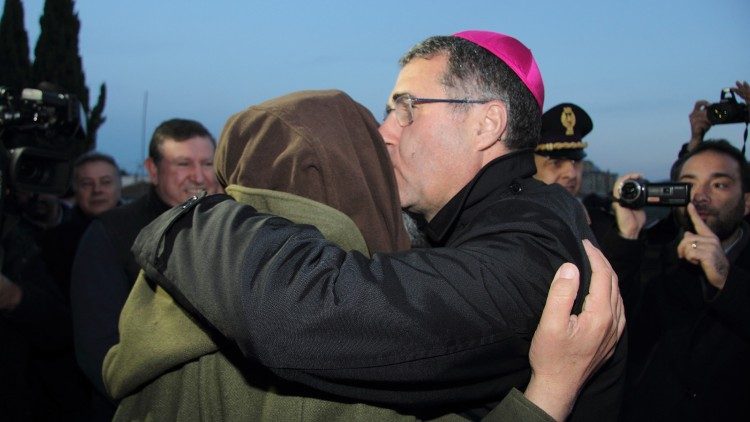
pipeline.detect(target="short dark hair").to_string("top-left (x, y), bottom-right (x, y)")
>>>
top-left (400, 35), bottom-right (541, 151)
top-left (149, 118), bottom-right (215, 163)
top-left (671, 139), bottom-right (750, 193)
top-left (73, 151), bottom-right (119, 173)
top-left (72, 151), bottom-right (120, 189)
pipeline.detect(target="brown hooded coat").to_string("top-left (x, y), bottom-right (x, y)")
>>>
top-left (104, 90), bottom-right (417, 420)
top-left (103, 90), bottom-right (552, 422)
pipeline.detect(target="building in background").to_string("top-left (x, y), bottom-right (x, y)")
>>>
top-left (580, 160), bottom-right (618, 197)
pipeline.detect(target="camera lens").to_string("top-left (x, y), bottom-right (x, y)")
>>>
top-left (620, 180), bottom-right (641, 201)
top-left (16, 155), bottom-right (55, 186)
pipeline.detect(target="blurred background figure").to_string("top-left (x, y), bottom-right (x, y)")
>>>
top-left (72, 152), bottom-right (123, 217)
top-left (70, 118), bottom-right (221, 421)
top-left (11, 190), bottom-right (70, 236)
top-left (534, 102), bottom-right (593, 197)
top-left (39, 152), bottom-right (123, 301)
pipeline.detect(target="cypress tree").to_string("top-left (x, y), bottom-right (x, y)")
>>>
top-left (0, 0), bottom-right (31, 89)
top-left (32, 0), bottom-right (87, 107)
top-left (32, 0), bottom-right (106, 150)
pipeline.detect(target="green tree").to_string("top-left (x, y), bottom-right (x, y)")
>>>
top-left (0, 0), bottom-right (31, 89)
top-left (32, 0), bottom-right (105, 150)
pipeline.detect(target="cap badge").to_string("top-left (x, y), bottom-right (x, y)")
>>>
top-left (561, 106), bottom-right (576, 135)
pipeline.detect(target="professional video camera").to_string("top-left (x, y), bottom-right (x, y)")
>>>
top-left (617, 179), bottom-right (691, 209)
top-left (0, 86), bottom-right (87, 197)
top-left (706, 88), bottom-right (749, 125)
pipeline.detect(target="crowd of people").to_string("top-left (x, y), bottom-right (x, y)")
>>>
top-left (0, 29), bottom-right (747, 421)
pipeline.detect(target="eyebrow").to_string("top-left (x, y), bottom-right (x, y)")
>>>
top-left (679, 172), bottom-right (736, 181)
top-left (390, 92), bottom-right (410, 103)
top-left (78, 174), bottom-right (114, 180)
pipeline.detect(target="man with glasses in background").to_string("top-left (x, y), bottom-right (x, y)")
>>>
top-left (131, 31), bottom-right (626, 421)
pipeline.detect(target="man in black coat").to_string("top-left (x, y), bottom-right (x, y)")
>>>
top-left (69, 119), bottom-right (221, 420)
top-left (41, 152), bottom-right (123, 301)
top-left (605, 140), bottom-right (750, 421)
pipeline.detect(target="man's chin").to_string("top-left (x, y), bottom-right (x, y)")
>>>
top-left (184, 188), bottom-right (207, 197)
top-left (398, 192), bottom-right (410, 211)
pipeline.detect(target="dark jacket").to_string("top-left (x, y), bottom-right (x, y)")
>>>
top-left (70, 187), bottom-right (170, 418)
top-left (134, 151), bottom-right (626, 420)
top-left (620, 221), bottom-right (750, 421)
top-left (39, 206), bottom-right (94, 301)
top-left (1, 215), bottom-right (87, 421)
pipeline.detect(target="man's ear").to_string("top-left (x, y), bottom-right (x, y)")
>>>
top-left (476, 100), bottom-right (508, 151)
top-left (145, 158), bottom-right (159, 185)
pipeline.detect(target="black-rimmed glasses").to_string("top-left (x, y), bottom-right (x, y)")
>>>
top-left (387, 95), bottom-right (491, 127)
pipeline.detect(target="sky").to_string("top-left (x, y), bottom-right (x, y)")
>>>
top-left (16, 0), bottom-right (750, 181)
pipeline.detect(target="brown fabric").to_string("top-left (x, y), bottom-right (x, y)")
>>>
top-left (215, 89), bottom-right (410, 253)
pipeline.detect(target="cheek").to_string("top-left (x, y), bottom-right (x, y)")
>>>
top-left (723, 192), bottom-right (746, 212)
top-left (538, 168), bottom-right (557, 184)
top-left (393, 134), bottom-right (420, 171)
top-left (167, 169), bottom-right (186, 185)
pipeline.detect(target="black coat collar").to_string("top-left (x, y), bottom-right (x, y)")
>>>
top-left (425, 149), bottom-right (536, 245)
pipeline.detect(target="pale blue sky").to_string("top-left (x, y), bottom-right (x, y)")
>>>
top-left (18, 0), bottom-right (750, 180)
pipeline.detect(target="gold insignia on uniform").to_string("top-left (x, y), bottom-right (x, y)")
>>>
top-left (560, 106), bottom-right (576, 136)
top-left (535, 141), bottom-right (588, 152)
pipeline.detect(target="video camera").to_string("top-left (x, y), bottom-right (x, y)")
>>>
top-left (617, 179), bottom-right (691, 209)
top-left (0, 86), bottom-right (87, 196)
top-left (706, 88), bottom-right (749, 125)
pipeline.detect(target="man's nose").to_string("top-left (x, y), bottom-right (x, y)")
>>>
top-left (379, 113), bottom-right (401, 147)
top-left (691, 184), bottom-right (709, 203)
top-left (190, 163), bottom-right (206, 183)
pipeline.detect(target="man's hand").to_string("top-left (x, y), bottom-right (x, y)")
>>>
top-left (524, 240), bottom-right (626, 421)
top-left (677, 203), bottom-right (729, 289)
top-left (731, 80), bottom-right (750, 122)
top-left (731, 80), bottom-right (750, 102)
top-left (688, 100), bottom-right (711, 151)
top-left (611, 173), bottom-right (647, 239)
top-left (0, 273), bottom-right (23, 311)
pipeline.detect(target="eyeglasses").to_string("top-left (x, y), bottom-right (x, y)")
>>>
top-left (387, 94), bottom-right (491, 127)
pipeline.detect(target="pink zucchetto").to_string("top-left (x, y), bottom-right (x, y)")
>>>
top-left (454, 30), bottom-right (545, 110)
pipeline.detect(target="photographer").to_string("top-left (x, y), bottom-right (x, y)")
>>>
top-left (0, 215), bottom-right (88, 420)
top-left (1, 85), bottom-right (94, 420)
top-left (603, 140), bottom-right (750, 421)
top-left (686, 80), bottom-right (749, 153)
top-left (11, 189), bottom-right (70, 234)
